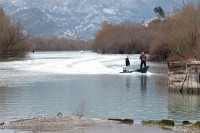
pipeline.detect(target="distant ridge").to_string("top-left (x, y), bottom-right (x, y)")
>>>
top-left (0, 0), bottom-right (198, 39)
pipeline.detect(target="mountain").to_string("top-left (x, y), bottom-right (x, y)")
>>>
top-left (0, 0), bottom-right (198, 39)
top-left (13, 7), bottom-right (57, 35)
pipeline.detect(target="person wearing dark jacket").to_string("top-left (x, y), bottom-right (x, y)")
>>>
top-left (125, 55), bottom-right (130, 71)
top-left (140, 52), bottom-right (147, 69)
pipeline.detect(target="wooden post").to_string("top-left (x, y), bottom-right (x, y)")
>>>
top-left (180, 64), bottom-right (189, 92)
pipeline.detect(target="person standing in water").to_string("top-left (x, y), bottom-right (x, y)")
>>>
top-left (140, 52), bottom-right (147, 69)
top-left (125, 55), bottom-right (130, 71)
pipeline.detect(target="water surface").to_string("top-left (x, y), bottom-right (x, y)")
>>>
top-left (0, 51), bottom-right (199, 125)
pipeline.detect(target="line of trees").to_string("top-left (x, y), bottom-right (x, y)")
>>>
top-left (149, 3), bottom-right (200, 60)
top-left (93, 21), bottom-right (149, 54)
top-left (1, 2), bottom-right (199, 62)
top-left (93, 3), bottom-right (200, 61)
top-left (26, 3), bottom-right (200, 61)
top-left (27, 36), bottom-right (92, 51)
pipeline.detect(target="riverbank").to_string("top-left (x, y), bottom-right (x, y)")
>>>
top-left (143, 120), bottom-right (200, 133)
top-left (0, 116), bottom-right (199, 133)
top-left (0, 116), bottom-right (116, 132)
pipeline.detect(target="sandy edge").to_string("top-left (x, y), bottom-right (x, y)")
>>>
top-left (0, 116), bottom-right (199, 133)
top-left (0, 116), bottom-right (118, 132)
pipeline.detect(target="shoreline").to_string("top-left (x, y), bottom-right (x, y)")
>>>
top-left (0, 116), bottom-right (199, 133)
top-left (0, 116), bottom-right (117, 132)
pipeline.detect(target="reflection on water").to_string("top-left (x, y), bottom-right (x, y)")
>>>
top-left (125, 76), bottom-right (131, 89)
top-left (140, 75), bottom-right (147, 93)
top-left (0, 52), bottom-right (199, 124)
top-left (125, 75), bottom-right (147, 93)
top-left (67, 124), bottom-right (181, 133)
top-left (168, 92), bottom-right (200, 123)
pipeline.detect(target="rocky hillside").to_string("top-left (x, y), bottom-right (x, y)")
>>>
top-left (0, 0), bottom-right (198, 39)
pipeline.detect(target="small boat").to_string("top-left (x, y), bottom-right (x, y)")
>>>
top-left (120, 66), bottom-right (149, 73)
top-left (134, 66), bottom-right (149, 73)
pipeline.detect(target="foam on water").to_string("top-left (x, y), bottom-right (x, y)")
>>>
top-left (0, 51), bottom-right (158, 75)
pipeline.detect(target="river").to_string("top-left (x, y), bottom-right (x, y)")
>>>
top-left (0, 51), bottom-right (200, 131)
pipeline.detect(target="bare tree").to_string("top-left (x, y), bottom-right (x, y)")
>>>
top-left (0, 8), bottom-right (29, 58)
top-left (93, 21), bottom-right (148, 54)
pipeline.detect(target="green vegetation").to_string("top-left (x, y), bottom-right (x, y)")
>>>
top-left (154, 6), bottom-right (165, 19)
top-left (142, 119), bottom-right (174, 127)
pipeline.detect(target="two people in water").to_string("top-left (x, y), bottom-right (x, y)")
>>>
top-left (125, 51), bottom-right (147, 71)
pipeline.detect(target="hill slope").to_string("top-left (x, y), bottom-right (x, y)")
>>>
top-left (0, 0), bottom-right (198, 39)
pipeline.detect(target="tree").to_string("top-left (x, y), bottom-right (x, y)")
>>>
top-left (147, 18), bottom-right (170, 61)
top-left (154, 6), bottom-right (165, 19)
top-left (149, 3), bottom-right (200, 60)
top-left (93, 21), bottom-right (149, 54)
top-left (163, 4), bottom-right (200, 58)
top-left (0, 8), bottom-right (29, 58)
